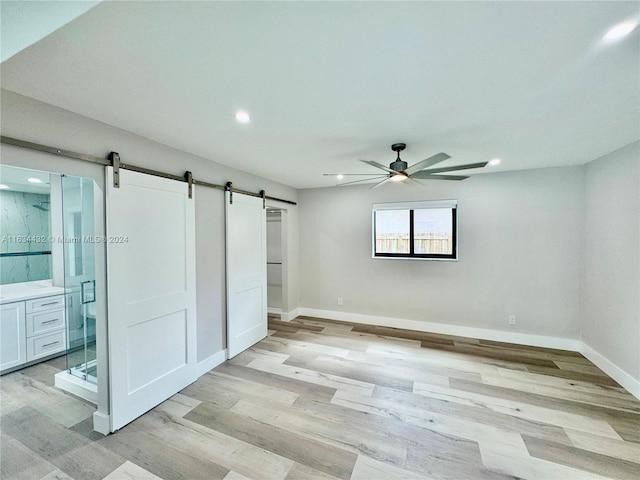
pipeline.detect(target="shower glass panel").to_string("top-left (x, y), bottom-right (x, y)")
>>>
top-left (61, 175), bottom-right (97, 384)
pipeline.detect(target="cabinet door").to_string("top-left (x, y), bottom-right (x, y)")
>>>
top-left (1, 302), bottom-right (26, 371)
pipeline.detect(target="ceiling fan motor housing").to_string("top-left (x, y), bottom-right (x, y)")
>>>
top-left (390, 143), bottom-right (408, 172)
top-left (390, 160), bottom-right (408, 172)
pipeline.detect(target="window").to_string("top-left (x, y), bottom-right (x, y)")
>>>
top-left (372, 200), bottom-right (457, 260)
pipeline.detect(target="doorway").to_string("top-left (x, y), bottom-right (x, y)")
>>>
top-left (266, 208), bottom-right (283, 316)
top-left (0, 165), bottom-right (102, 407)
top-left (266, 205), bottom-right (291, 320)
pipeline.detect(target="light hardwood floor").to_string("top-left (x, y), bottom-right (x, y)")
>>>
top-left (1, 316), bottom-right (639, 479)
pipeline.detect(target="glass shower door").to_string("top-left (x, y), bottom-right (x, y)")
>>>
top-left (61, 175), bottom-right (97, 383)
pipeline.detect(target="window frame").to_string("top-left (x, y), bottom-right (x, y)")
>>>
top-left (372, 200), bottom-right (458, 261)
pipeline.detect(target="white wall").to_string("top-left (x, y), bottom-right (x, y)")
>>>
top-left (299, 166), bottom-right (585, 340)
top-left (0, 89), bottom-right (300, 363)
top-left (581, 142), bottom-right (639, 389)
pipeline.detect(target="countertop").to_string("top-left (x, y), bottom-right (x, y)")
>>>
top-left (0, 280), bottom-right (66, 305)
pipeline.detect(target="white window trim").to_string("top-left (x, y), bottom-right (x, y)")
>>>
top-left (372, 199), bottom-right (457, 211)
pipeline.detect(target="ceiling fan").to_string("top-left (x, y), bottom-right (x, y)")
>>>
top-left (324, 143), bottom-right (487, 188)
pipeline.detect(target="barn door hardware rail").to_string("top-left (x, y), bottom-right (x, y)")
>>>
top-left (1, 136), bottom-right (296, 205)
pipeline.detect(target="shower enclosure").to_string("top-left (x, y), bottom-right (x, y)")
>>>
top-left (54, 174), bottom-right (98, 400)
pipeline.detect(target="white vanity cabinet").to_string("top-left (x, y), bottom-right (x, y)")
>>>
top-left (0, 295), bottom-right (66, 373)
top-left (0, 302), bottom-right (27, 371)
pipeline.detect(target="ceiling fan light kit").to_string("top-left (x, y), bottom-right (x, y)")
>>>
top-left (326, 143), bottom-right (488, 188)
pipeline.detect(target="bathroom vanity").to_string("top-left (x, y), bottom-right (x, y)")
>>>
top-left (0, 280), bottom-right (66, 373)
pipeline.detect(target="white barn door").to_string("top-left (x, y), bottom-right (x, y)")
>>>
top-left (226, 191), bottom-right (267, 358)
top-left (106, 167), bottom-right (197, 431)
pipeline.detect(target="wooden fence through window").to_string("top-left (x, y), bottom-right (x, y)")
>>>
top-left (376, 234), bottom-right (452, 254)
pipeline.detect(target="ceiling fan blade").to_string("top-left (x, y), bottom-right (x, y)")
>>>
top-left (337, 175), bottom-right (388, 186)
top-left (371, 176), bottom-right (395, 189)
top-left (404, 176), bottom-right (425, 187)
top-left (412, 174), bottom-right (469, 181)
top-left (359, 159), bottom-right (396, 173)
top-left (404, 153), bottom-right (451, 175)
top-left (323, 173), bottom-right (388, 176)
top-left (417, 161), bottom-right (488, 175)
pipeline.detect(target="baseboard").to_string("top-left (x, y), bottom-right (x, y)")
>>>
top-left (267, 307), bottom-right (283, 317)
top-left (298, 308), bottom-right (581, 351)
top-left (579, 343), bottom-right (640, 400)
top-left (92, 411), bottom-right (110, 435)
top-left (197, 349), bottom-right (227, 377)
top-left (281, 308), bottom-right (301, 322)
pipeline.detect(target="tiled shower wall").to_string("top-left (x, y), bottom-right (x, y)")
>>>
top-left (0, 191), bottom-right (52, 284)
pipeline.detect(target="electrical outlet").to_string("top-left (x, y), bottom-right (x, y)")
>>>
top-left (337, 297), bottom-right (343, 306)
top-left (508, 315), bottom-right (516, 325)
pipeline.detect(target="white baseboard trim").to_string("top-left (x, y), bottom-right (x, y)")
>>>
top-left (197, 349), bottom-right (227, 377)
top-left (298, 308), bottom-right (581, 352)
top-left (281, 308), bottom-right (300, 323)
top-left (92, 411), bottom-right (111, 435)
top-left (267, 307), bottom-right (282, 317)
top-left (579, 343), bottom-right (640, 400)
top-left (54, 371), bottom-right (98, 404)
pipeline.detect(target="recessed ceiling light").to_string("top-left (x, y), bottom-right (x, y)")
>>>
top-left (489, 158), bottom-right (501, 166)
top-left (235, 111), bottom-right (251, 124)
top-left (336, 174), bottom-right (344, 180)
top-left (0, 184), bottom-right (9, 189)
top-left (603, 20), bottom-right (638, 43)
top-left (27, 177), bottom-right (43, 184)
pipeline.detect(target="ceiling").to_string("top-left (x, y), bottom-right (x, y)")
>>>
top-left (1, 1), bottom-right (638, 189)
top-left (0, 0), bottom-right (100, 62)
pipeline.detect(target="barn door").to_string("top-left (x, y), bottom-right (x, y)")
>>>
top-left (225, 191), bottom-right (267, 358)
top-left (106, 167), bottom-right (197, 431)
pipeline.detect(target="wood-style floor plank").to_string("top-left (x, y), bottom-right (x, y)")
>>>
top-left (480, 445), bottom-right (615, 480)
top-left (350, 455), bottom-right (431, 480)
top-left (1, 407), bottom-right (125, 480)
top-left (413, 381), bottom-right (622, 438)
top-left (215, 361), bottom-right (338, 402)
top-left (230, 397), bottom-right (408, 465)
top-left (480, 372), bottom-right (640, 412)
top-left (283, 353), bottom-right (416, 392)
top-left (523, 434), bottom-right (640, 480)
top-left (564, 428), bottom-right (640, 464)
top-left (184, 401), bottom-right (357, 479)
top-left (245, 358), bottom-right (376, 396)
top-left (133, 410), bottom-right (294, 480)
top-left (1, 315), bottom-right (638, 480)
top-left (284, 462), bottom-right (342, 480)
top-left (1, 373), bottom-right (96, 428)
top-left (331, 389), bottom-right (530, 457)
top-left (96, 425), bottom-right (230, 480)
top-left (526, 364), bottom-right (622, 387)
top-left (0, 433), bottom-right (60, 480)
top-left (102, 460), bottom-right (163, 480)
